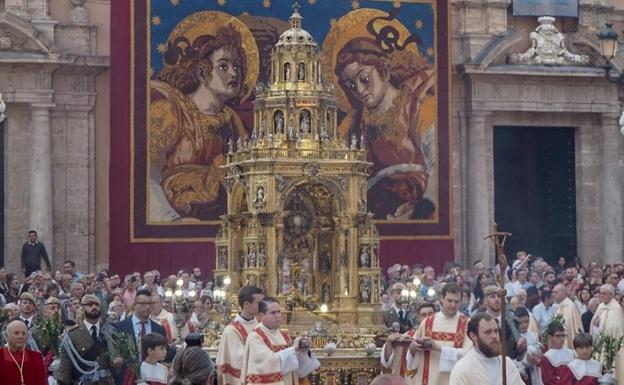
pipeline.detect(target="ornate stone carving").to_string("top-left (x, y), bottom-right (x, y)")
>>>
top-left (303, 161), bottom-right (320, 177)
top-left (0, 36), bottom-right (13, 50)
top-left (70, 0), bottom-right (89, 25)
top-left (510, 16), bottom-right (589, 66)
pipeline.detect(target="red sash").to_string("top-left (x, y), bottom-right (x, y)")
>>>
top-left (231, 320), bottom-right (250, 344)
top-left (421, 314), bottom-right (468, 385)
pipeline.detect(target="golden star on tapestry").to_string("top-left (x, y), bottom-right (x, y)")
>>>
top-left (151, 16), bottom-right (161, 26)
top-left (393, 0), bottom-right (401, 7)
top-left (263, 0), bottom-right (271, 8)
top-left (157, 43), bottom-right (167, 53)
top-left (427, 47), bottom-right (434, 56)
top-left (351, 0), bottom-right (360, 9)
top-left (308, 0), bottom-right (317, 4)
top-left (415, 19), bottom-right (424, 29)
top-left (216, 0), bottom-right (226, 6)
top-left (169, 0), bottom-right (179, 6)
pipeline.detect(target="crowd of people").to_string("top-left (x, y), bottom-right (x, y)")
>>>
top-left (0, 231), bottom-right (623, 385)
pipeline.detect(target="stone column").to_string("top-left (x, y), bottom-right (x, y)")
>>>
top-left (600, 113), bottom-right (624, 264)
top-left (466, 111), bottom-right (492, 266)
top-left (29, 103), bottom-right (55, 263)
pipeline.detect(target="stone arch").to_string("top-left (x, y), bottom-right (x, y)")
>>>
top-left (0, 12), bottom-right (56, 54)
top-left (278, 176), bottom-right (348, 214)
top-left (229, 181), bottom-right (248, 215)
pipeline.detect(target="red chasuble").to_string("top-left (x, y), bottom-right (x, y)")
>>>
top-left (0, 347), bottom-right (48, 385)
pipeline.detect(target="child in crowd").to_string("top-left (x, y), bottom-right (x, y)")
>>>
top-left (140, 333), bottom-right (169, 385)
top-left (560, 333), bottom-right (601, 385)
top-left (515, 306), bottom-right (539, 360)
top-left (540, 320), bottom-right (575, 385)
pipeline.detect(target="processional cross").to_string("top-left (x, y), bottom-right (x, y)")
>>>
top-left (483, 223), bottom-right (512, 385)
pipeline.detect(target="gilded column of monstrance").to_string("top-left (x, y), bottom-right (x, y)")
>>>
top-left (214, 3), bottom-right (381, 328)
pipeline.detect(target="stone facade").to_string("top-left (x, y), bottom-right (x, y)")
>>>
top-left (0, 0), bottom-right (108, 272)
top-left (451, 0), bottom-right (624, 266)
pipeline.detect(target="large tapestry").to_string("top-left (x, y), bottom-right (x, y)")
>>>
top-left (128, 0), bottom-right (451, 242)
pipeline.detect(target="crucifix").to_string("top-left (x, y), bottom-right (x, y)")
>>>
top-left (483, 223), bottom-right (512, 385)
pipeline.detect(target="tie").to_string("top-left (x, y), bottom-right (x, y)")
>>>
top-left (140, 321), bottom-right (147, 339)
top-left (91, 325), bottom-right (98, 342)
top-left (22, 319), bottom-right (29, 328)
top-left (399, 310), bottom-right (404, 320)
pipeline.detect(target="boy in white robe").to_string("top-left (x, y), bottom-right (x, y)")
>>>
top-left (140, 333), bottom-right (168, 385)
top-left (241, 298), bottom-right (320, 385)
top-left (449, 312), bottom-right (524, 385)
top-left (216, 286), bottom-right (264, 385)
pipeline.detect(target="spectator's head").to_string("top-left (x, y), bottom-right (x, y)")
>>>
top-left (516, 289), bottom-right (527, 307)
top-left (577, 287), bottom-right (591, 304)
top-left (369, 375), bottom-right (407, 385)
top-left (238, 285), bottom-right (264, 318)
top-left (6, 320), bottom-right (29, 351)
top-left (607, 272), bottom-right (620, 288)
top-left (599, 284), bottom-right (615, 305)
top-left (543, 271), bottom-right (555, 286)
top-left (169, 347), bottom-right (215, 385)
top-left (573, 333), bottom-right (593, 360)
top-left (390, 283), bottom-right (407, 304)
top-left (553, 284), bottom-right (568, 304)
top-left (19, 292), bottom-right (37, 317)
top-left (529, 271), bottom-right (540, 285)
top-left (70, 281), bottom-right (86, 299)
top-left (541, 287), bottom-right (553, 306)
top-left (513, 306), bottom-right (530, 333)
top-left (142, 332), bottom-right (168, 362)
top-left (565, 267), bottom-right (577, 282)
top-left (588, 297), bottom-right (600, 313)
top-left (467, 312), bottom-right (501, 357)
top-left (546, 321), bottom-right (566, 349)
top-left (134, 288), bottom-right (153, 320)
top-left (81, 294), bottom-right (101, 321)
top-left (472, 260), bottom-right (486, 277)
top-left (60, 273), bottom-right (73, 290)
top-left (192, 267), bottom-right (202, 281)
top-left (108, 299), bottom-right (124, 317)
top-left (259, 297), bottom-right (281, 330)
top-left (483, 285), bottom-right (501, 314)
top-left (416, 302), bottom-right (436, 324)
top-left (63, 260), bottom-right (76, 275)
top-left (44, 296), bottom-right (62, 320)
top-left (7, 273), bottom-right (20, 290)
top-left (516, 268), bottom-right (528, 283)
top-left (151, 293), bottom-right (163, 316)
top-left (558, 256), bottom-right (566, 268)
top-left (28, 230), bottom-right (37, 243)
top-left (509, 296), bottom-right (520, 311)
top-left (143, 271), bottom-right (155, 285)
top-left (440, 282), bottom-right (461, 317)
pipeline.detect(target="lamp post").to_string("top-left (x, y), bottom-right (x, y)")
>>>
top-left (597, 23), bottom-right (624, 84)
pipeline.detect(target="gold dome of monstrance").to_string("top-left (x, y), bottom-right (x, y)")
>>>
top-left (214, 2), bottom-right (381, 329)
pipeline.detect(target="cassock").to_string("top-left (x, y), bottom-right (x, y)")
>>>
top-left (151, 309), bottom-right (177, 342)
top-left (590, 299), bottom-right (624, 385)
top-left (240, 323), bottom-right (319, 385)
top-left (217, 315), bottom-right (259, 385)
top-left (556, 298), bottom-right (582, 349)
top-left (140, 361), bottom-right (168, 385)
top-left (407, 312), bottom-right (472, 385)
top-left (0, 347), bottom-right (48, 385)
top-left (559, 359), bottom-right (601, 385)
top-left (449, 348), bottom-right (524, 385)
top-left (380, 329), bottom-right (418, 377)
top-left (540, 348), bottom-right (575, 385)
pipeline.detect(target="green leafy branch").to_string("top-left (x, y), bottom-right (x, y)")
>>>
top-left (112, 331), bottom-right (141, 377)
top-left (593, 333), bottom-right (624, 372)
top-left (34, 314), bottom-right (64, 355)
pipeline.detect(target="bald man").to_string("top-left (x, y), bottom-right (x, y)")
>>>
top-left (553, 284), bottom-right (582, 349)
top-left (0, 320), bottom-right (47, 385)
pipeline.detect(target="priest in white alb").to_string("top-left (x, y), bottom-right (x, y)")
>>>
top-left (404, 283), bottom-right (473, 385)
top-left (216, 286), bottom-right (264, 385)
top-left (553, 284), bottom-right (582, 349)
top-left (241, 297), bottom-right (320, 385)
top-left (590, 284), bottom-right (624, 384)
top-left (449, 312), bottom-right (524, 385)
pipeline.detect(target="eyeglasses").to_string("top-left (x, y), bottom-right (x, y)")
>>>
top-left (135, 301), bottom-right (152, 306)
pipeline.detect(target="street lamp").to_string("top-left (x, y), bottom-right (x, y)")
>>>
top-left (597, 23), bottom-right (624, 84)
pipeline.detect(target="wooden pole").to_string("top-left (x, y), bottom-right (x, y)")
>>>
top-left (484, 223), bottom-right (511, 385)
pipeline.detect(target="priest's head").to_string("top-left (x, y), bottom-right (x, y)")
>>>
top-left (259, 297), bottom-right (281, 330)
top-left (6, 320), bottom-right (29, 351)
top-left (552, 284), bottom-right (568, 304)
top-left (439, 282), bottom-right (461, 317)
top-left (467, 313), bottom-right (501, 357)
top-left (599, 284), bottom-right (614, 305)
top-left (238, 285), bottom-right (264, 319)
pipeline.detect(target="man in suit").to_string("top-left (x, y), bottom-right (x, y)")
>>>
top-left (113, 289), bottom-right (174, 384)
top-left (383, 283), bottom-right (414, 333)
top-left (55, 294), bottom-right (117, 385)
top-left (582, 298), bottom-right (599, 333)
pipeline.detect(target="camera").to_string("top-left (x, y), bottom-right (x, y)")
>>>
top-left (185, 333), bottom-right (204, 347)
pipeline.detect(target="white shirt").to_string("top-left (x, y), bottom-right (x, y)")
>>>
top-left (84, 320), bottom-right (100, 338)
top-left (132, 314), bottom-right (152, 341)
